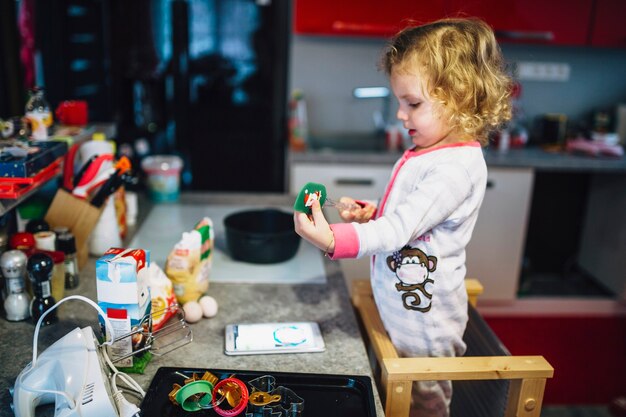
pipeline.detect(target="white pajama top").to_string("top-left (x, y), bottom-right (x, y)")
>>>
top-left (330, 141), bottom-right (487, 358)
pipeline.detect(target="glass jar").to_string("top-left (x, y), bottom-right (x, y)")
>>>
top-left (57, 233), bottom-right (79, 289)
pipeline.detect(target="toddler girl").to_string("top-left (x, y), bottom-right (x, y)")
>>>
top-left (294, 17), bottom-right (512, 416)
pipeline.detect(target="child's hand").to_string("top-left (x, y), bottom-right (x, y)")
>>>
top-left (294, 199), bottom-right (335, 253)
top-left (338, 197), bottom-right (376, 223)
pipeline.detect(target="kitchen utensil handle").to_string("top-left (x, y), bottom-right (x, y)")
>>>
top-left (63, 143), bottom-right (80, 191)
top-left (331, 20), bottom-right (396, 36)
top-left (495, 30), bottom-right (554, 41)
top-left (334, 178), bottom-right (373, 186)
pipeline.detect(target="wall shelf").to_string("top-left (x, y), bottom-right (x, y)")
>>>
top-left (0, 123), bottom-right (116, 216)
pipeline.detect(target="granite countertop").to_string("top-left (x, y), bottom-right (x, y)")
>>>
top-left (289, 146), bottom-right (626, 173)
top-left (0, 193), bottom-right (384, 416)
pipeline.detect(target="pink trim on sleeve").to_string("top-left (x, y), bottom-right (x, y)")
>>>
top-left (328, 223), bottom-right (360, 259)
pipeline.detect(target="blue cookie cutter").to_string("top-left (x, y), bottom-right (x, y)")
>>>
top-left (245, 375), bottom-right (304, 417)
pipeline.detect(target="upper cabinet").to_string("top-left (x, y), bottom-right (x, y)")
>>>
top-left (447, 0), bottom-right (593, 46)
top-left (294, 0), bottom-right (445, 38)
top-left (590, 0), bottom-right (626, 47)
top-left (294, 0), bottom-right (625, 48)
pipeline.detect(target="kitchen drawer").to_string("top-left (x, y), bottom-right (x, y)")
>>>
top-left (290, 162), bottom-right (391, 204)
top-left (466, 167), bottom-right (534, 301)
top-left (290, 162), bottom-right (392, 288)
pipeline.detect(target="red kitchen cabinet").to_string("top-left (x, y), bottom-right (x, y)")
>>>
top-left (295, 0), bottom-right (626, 48)
top-left (446, 0), bottom-right (594, 46)
top-left (590, 0), bottom-right (626, 47)
top-left (294, 0), bottom-right (445, 37)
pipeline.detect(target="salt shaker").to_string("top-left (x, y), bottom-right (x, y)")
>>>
top-left (1, 250), bottom-right (31, 321)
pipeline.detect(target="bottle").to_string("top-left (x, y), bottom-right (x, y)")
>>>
top-left (24, 87), bottom-right (53, 140)
top-left (498, 129), bottom-right (510, 154)
top-left (92, 131), bottom-right (117, 155)
top-left (288, 90), bottom-right (309, 151)
top-left (89, 196), bottom-right (122, 256)
top-left (28, 253), bottom-right (57, 326)
top-left (57, 232), bottom-right (79, 289)
top-left (1, 250), bottom-right (31, 321)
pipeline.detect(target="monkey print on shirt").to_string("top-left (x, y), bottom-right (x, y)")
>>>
top-left (386, 246), bottom-right (437, 312)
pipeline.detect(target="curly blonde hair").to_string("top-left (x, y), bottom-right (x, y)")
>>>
top-left (382, 18), bottom-right (512, 145)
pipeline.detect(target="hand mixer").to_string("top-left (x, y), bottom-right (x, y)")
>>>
top-left (11, 295), bottom-right (192, 417)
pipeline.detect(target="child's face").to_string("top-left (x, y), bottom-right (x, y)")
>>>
top-left (390, 69), bottom-right (456, 150)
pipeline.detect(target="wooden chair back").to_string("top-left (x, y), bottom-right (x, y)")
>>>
top-left (351, 279), bottom-right (554, 417)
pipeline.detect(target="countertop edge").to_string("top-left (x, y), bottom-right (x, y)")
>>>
top-left (288, 147), bottom-right (626, 172)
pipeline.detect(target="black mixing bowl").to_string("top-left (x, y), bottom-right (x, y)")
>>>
top-left (223, 208), bottom-right (301, 264)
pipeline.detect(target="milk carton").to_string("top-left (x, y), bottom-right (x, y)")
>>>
top-left (96, 247), bottom-right (151, 366)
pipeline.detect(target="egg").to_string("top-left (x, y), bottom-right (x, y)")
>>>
top-left (183, 301), bottom-right (203, 323)
top-left (199, 295), bottom-right (218, 318)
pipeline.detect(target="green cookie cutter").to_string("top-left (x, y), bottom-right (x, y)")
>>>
top-left (294, 182), bottom-right (327, 213)
top-left (176, 380), bottom-right (214, 412)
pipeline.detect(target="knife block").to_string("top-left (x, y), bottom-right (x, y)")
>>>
top-left (45, 189), bottom-right (104, 268)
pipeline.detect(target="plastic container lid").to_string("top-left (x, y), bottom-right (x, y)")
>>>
top-left (26, 219), bottom-right (50, 234)
top-left (52, 226), bottom-right (70, 235)
top-left (10, 232), bottom-right (35, 250)
top-left (56, 233), bottom-right (76, 254)
top-left (141, 155), bottom-right (183, 173)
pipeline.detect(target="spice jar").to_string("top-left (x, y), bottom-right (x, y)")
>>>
top-left (0, 250), bottom-right (30, 321)
top-left (57, 233), bottom-right (79, 289)
top-left (35, 250), bottom-right (65, 302)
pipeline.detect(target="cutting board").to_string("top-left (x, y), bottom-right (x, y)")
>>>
top-left (129, 204), bottom-right (326, 284)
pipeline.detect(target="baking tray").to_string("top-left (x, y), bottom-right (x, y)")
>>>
top-left (141, 367), bottom-right (376, 417)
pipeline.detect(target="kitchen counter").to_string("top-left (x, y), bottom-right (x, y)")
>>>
top-left (289, 145), bottom-right (626, 172)
top-left (289, 142), bottom-right (626, 301)
top-left (0, 193), bottom-right (384, 416)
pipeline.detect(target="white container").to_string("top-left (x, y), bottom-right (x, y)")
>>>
top-left (498, 129), bottom-right (510, 154)
top-left (141, 155), bottom-right (183, 202)
top-left (89, 198), bottom-right (122, 256)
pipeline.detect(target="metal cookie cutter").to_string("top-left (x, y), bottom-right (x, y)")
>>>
top-left (245, 375), bottom-right (304, 417)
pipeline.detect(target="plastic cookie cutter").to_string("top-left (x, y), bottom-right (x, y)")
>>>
top-left (245, 375), bottom-right (305, 417)
top-left (168, 371), bottom-right (224, 412)
top-left (212, 377), bottom-right (250, 416)
top-left (294, 182), bottom-right (364, 213)
top-left (294, 182), bottom-right (327, 214)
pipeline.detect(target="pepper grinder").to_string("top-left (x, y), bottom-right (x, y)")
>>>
top-left (1, 250), bottom-right (31, 321)
top-left (27, 253), bottom-right (57, 326)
